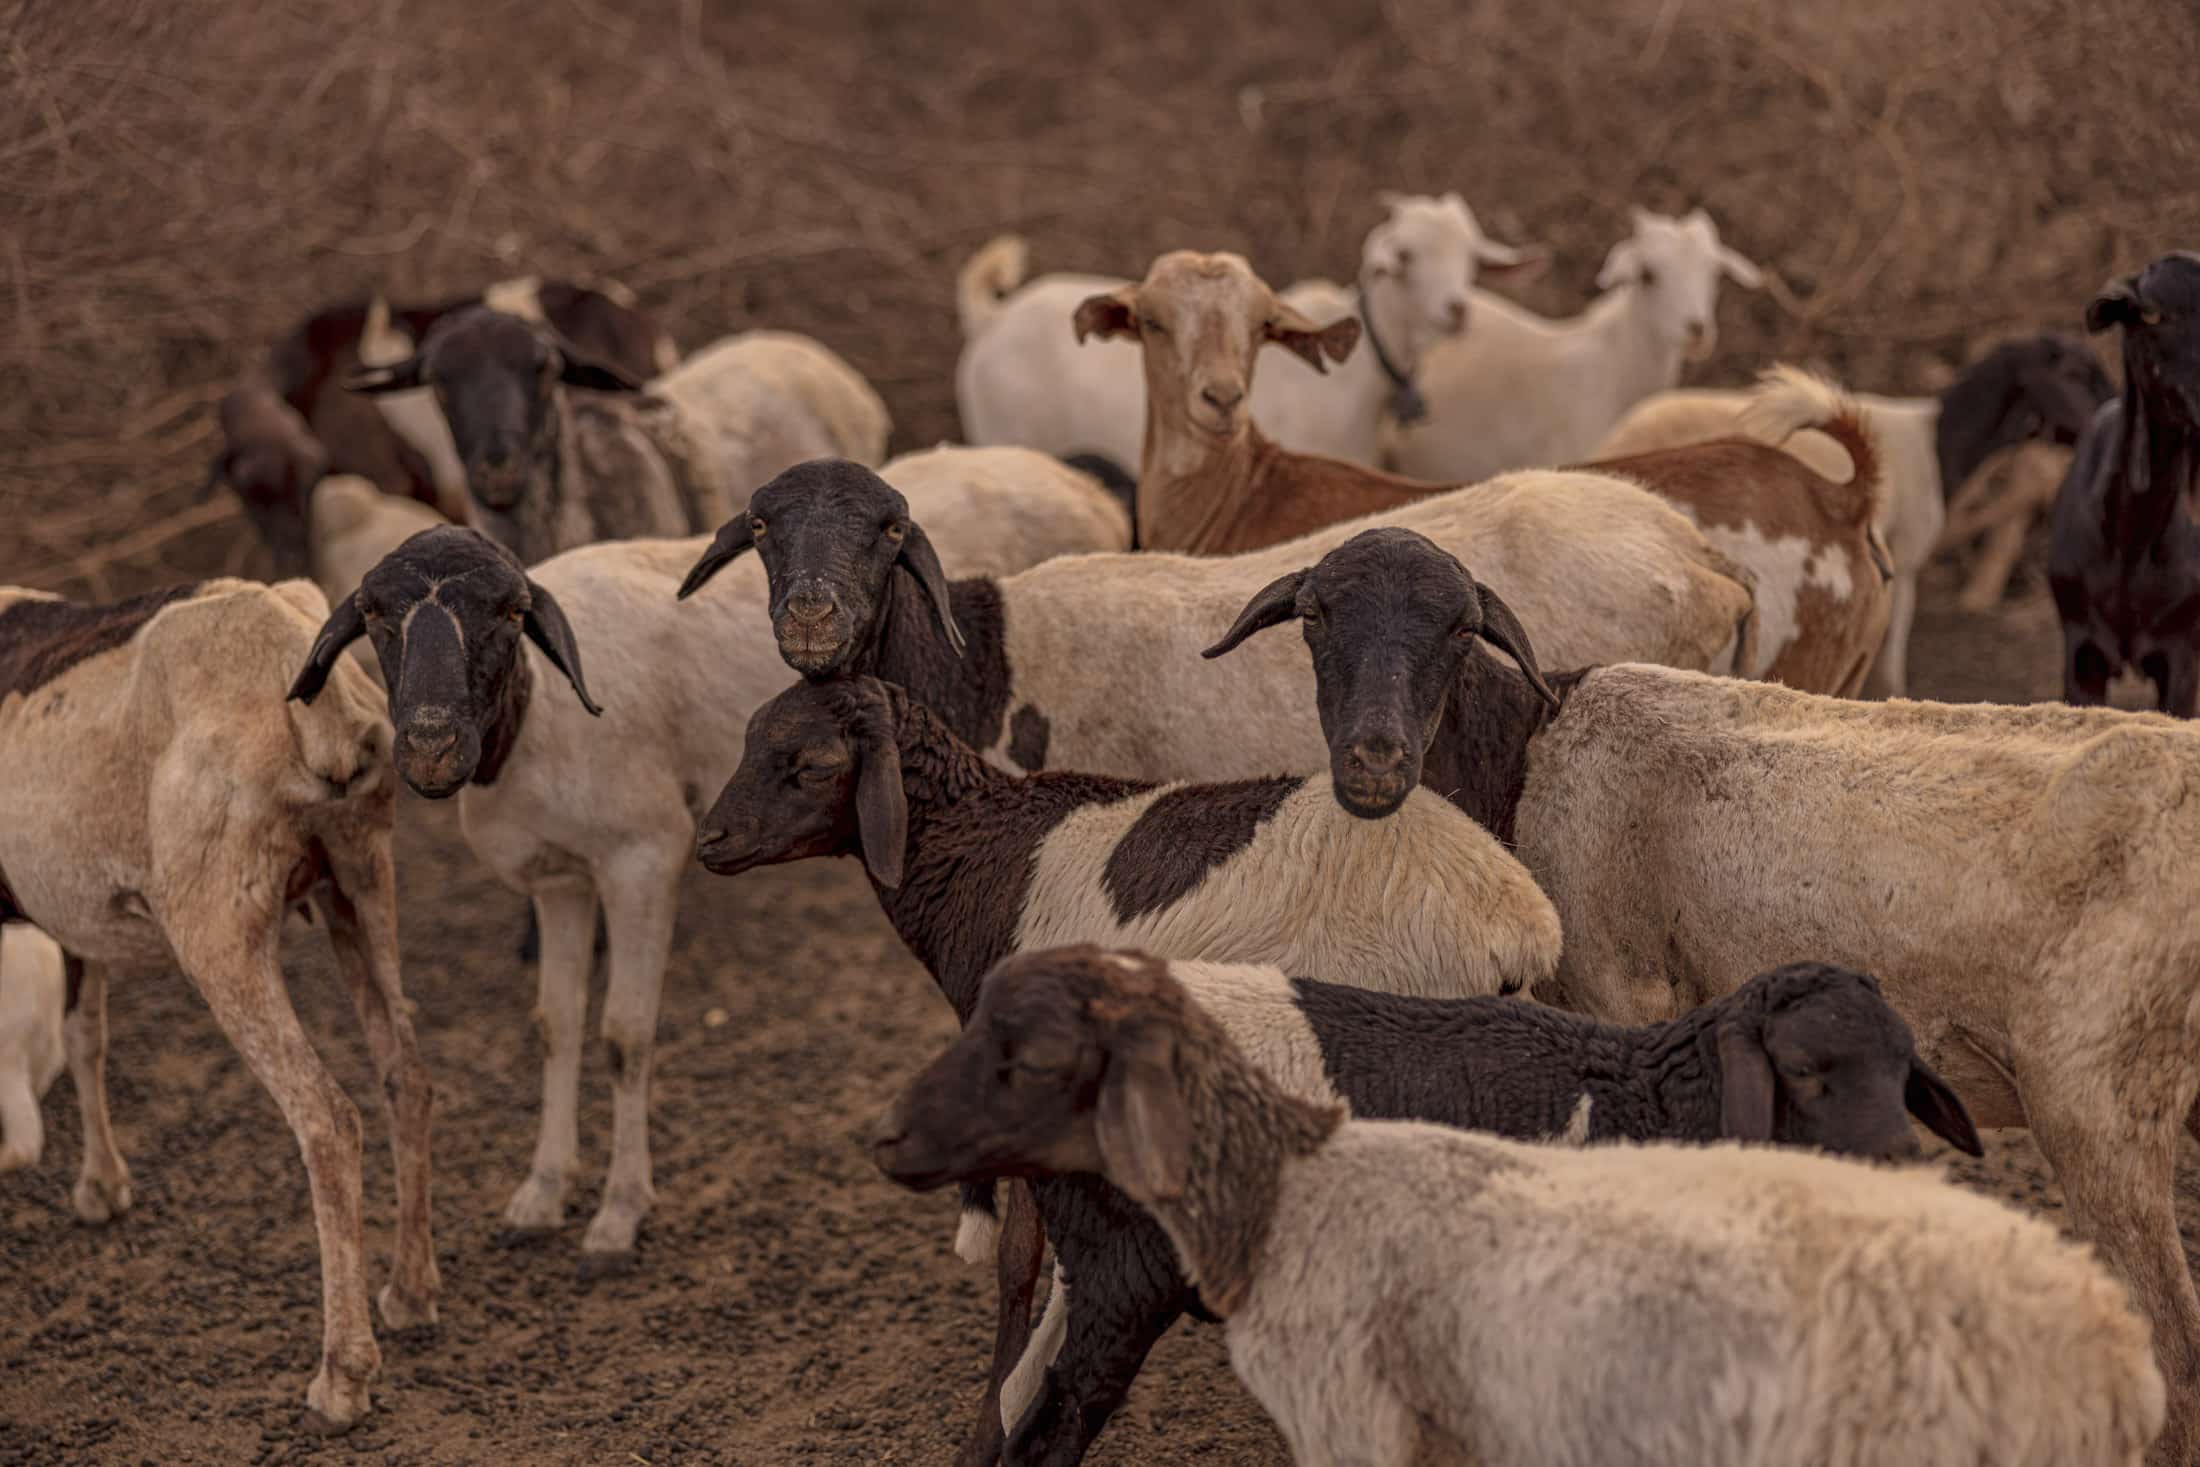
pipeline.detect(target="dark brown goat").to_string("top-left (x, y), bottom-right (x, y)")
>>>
top-left (2049, 252), bottom-right (2200, 716)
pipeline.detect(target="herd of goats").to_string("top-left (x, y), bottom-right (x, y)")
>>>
top-left (3, 190), bottom-right (2200, 1466)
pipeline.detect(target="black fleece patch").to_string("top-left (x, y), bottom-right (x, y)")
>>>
top-left (1100, 775), bottom-right (1301, 924)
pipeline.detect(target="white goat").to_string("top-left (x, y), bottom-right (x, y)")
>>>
top-left (955, 193), bottom-right (1540, 467)
top-left (1385, 206), bottom-right (1763, 482)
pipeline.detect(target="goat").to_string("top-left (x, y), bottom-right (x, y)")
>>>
top-left (2049, 253), bottom-right (2200, 716)
top-left (1384, 206), bottom-right (1763, 482)
top-left (0, 579), bottom-right (434, 1431)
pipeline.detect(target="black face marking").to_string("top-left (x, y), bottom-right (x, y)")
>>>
top-left (1007, 704), bottom-right (1051, 771)
top-left (0, 584), bottom-right (203, 701)
top-left (1101, 776), bottom-right (1301, 923)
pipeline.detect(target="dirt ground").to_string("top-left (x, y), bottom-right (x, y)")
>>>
top-left (6, 0), bottom-right (2200, 1462)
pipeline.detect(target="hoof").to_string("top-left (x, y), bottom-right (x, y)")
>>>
top-left (576, 1248), bottom-right (635, 1281)
top-left (377, 1283), bottom-right (440, 1334)
top-left (300, 1406), bottom-right (359, 1438)
top-left (71, 1174), bottom-right (132, 1226)
top-left (492, 1223), bottom-right (560, 1250)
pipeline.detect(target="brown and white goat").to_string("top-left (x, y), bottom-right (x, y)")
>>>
top-left (1078, 252), bottom-right (1885, 693)
top-left (0, 579), bottom-right (434, 1432)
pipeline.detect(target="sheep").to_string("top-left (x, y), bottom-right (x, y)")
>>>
top-left (1384, 206), bottom-right (1764, 483)
top-left (308, 474), bottom-right (448, 611)
top-left (2050, 254), bottom-right (2200, 716)
top-left (261, 276), bottom-right (677, 517)
top-left (208, 380), bottom-right (332, 579)
top-left (1205, 524), bottom-right (2200, 1464)
top-left (954, 193), bottom-right (1541, 468)
top-left (345, 309), bottom-right (888, 566)
top-left (282, 453), bottom-right (1133, 1273)
top-left (672, 453), bottom-right (1755, 800)
top-left (0, 578), bottom-right (434, 1432)
top-left (873, 944), bottom-right (2165, 1467)
top-left (691, 670), bottom-right (1554, 1465)
top-left (1594, 332), bottom-right (2115, 696)
top-left (871, 445), bottom-right (1131, 572)
top-left (693, 676), bottom-right (1558, 1004)
top-left (0, 924), bottom-right (67, 1174)
top-left (978, 950), bottom-right (1982, 1462)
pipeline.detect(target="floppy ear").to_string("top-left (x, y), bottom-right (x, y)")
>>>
top-left (1716, 1013), bottom-right (1775, 1143)
top-left (1073, 288), bottom-right (1140, 344)
top-left (677, 515), bottom-right (757, 600)
top-left (1093, 1020), bottom-right (1190, 1204)
top-left (1596, 240), bottom-right (1644, 291)
top-left (345, 357), bottom-right (427, 395)
top-left (555, 349), bottom-right (644, 394)
top-left (1265, 305), bottom-right (1360, 373)
top-left (287, 593), bottom-right (369, 704)
top-left (851, 703), bottom-right (909, 889)
top-left (2086, 275), bottom-right (2144, 334)
top-left (1201, 569), bottom-right (1308, 659)
top-left (1905, 1057), bottom-right (1983, 1157)
top-left (897, 523), bottom-right (967, 656)
top-left (522, 578), bottom-right (604, 716)
top-left (1716, 244), bottom-right (1764, 290)
top-left (1475, 583), bottom-right (1558, 708)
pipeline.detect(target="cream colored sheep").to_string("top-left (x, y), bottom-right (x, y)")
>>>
top-left (878, 946), bottom-right (2165, 1467)
top-left (0, 923), bottom-right (66, 1174)
top-left (0, 578), bottom-right (434, 1431)
top-left (878, 443), bottom-right (1131, 572)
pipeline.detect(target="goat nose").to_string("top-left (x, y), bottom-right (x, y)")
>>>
top-left (407, 725), bottom-right (458, 759)
top-left (1200, 382), bottom-right (1244, 413)
top-left (786, 589), bottom-right (834, 623)
top-left (1347, 737), bottom-right (1405, 777)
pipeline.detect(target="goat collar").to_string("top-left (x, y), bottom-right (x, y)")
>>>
top-left (1356, 285), bottom-right (1428, 425)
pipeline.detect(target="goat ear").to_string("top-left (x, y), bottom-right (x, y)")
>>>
top-left (1475, 583), bottom-right (1558, 708)
top-left (1476, 239), bottom-right (1550, 286)
top-left (1905, 1057), bottom-right (1983, 1157)
top-left (345, 357), bottom-right (426, 395)
top-left (2086, 276), bottom-right (2144, 334)
top-left (1201, 569), bottom-right (1307, 659)
top-left (288, 593), bottom-right (369, 704)
top-left (522, 578), bottom-right (604, 716)
top-left (1073, 288), bottom-right (1140, 344)
top-left (852, 705), bottom-right (908, 889)
top-left (1266, 307), bottom-right (1360, 373)
top-left (555, 349), bottom-right (644, 394)
top-left (1716, 244), bottom-right (1764, 290)
top-left (677, 515), bottom-right (757, 600)
top-left (1716, 1014), bottom-right (1776, 1143)
top-left (898, 523), bottom-right (966, 656)
top-left (1094, 1022), bottom-right (1190, 1204)
top-left (1595, 240), bottom-right (1643, 292)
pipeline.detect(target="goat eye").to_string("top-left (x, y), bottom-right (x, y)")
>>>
top-left (1640, 267), bottom-right (1659, 287)
top-left (883, 522), bottom-right (907, 542)
top-left (750, 517), bottom-right (768, 538)
top-left (2141, 307), bottom-right (2164, 326)
top-left (1140, 316), bottom-right (1166, 336)
top-left (1395, 248), bottom-right (1414, 269)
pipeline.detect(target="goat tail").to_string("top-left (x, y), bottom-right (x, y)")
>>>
top-left (1738, 364), bottom-right (1884, 531)
top-left (957, 235), bottom-right (1029, 340)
